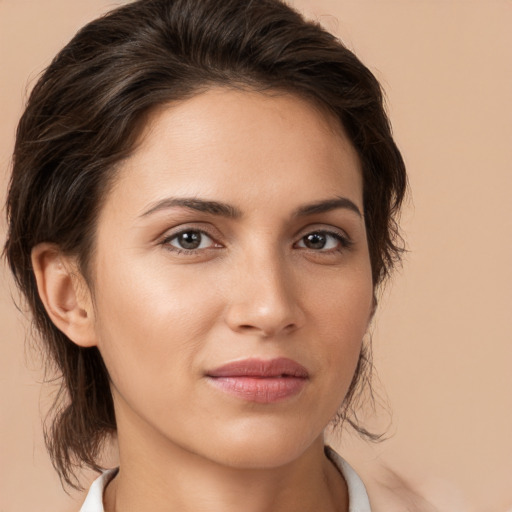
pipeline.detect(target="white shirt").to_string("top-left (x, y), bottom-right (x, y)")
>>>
top-left (80, 446), bottom-right (371, 512)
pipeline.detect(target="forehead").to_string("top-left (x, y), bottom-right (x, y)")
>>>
top-left (105, 87), bottom-right (363, 217)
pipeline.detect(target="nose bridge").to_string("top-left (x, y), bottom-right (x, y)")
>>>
top-left (225, 243), bottom-right (303, 337)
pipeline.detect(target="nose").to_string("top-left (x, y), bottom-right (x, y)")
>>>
top-left (224, 252), bottom-right (305, 338)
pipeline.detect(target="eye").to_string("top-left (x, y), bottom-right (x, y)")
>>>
top-left (295, 231), bottom-right (349, 251)
top-left (164, 229), bottom-right (217, 252)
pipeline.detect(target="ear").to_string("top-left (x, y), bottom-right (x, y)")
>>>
top-left (31, 243), bottom-right (97, 347)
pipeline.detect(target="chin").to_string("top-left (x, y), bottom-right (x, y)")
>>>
top-left (201, 417), bottom-right (324, 470)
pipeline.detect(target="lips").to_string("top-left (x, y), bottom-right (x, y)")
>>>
top-left (205, 358), bottom-right (309, 403)
top-left (207, 357), bottom-right (309, 378)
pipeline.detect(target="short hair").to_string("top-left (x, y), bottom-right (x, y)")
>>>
top-left (4, 0), bottom-right (406, 489)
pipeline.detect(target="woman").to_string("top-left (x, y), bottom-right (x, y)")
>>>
top-left (4, 0), bottom-right (406, 510)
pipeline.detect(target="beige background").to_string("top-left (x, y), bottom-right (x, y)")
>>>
top-left (1, 1), bottom-right (511, 511)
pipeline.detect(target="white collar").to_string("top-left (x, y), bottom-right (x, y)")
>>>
top-left (80, 447), bottom-right (371, 512)
top-left (79, 467), bottom-right (118, 512)
top-left (324, 446), bottom-right (372, 512)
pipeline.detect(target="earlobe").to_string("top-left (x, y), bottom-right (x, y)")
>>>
top-left (31, 243), bottom-right (97, 348)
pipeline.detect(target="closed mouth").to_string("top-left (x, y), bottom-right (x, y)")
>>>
top-left (205, 358), bottom-right (309, 403)
top-left (206, 357), bottom-right (309, 379)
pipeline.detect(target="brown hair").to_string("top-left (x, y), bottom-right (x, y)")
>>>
top-left (4, 0), bottom-right (406, 489)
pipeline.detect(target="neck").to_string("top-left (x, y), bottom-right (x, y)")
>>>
top-left (104, 431), bottom-right (348, 512)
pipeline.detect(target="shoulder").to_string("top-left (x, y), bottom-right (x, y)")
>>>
top-left (325, 445), bottom-right (372, 512)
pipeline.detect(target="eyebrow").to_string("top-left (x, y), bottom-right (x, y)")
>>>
top-left (140, 196), bottom-right (362, 219)
top-left (293, 197), bottom-right (362, 218)
top-left (140, 197), bottom-right (242, 218)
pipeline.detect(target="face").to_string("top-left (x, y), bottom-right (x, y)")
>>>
top-left (89, 87), bottom-right (374, 469)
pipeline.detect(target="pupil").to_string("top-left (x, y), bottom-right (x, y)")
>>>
top-left (179, 231), bottom-right (201, 249)
top-left (305, 233), bottom-right (326, 249)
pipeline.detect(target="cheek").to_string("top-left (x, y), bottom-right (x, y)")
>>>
top-left (91, 253), bottom-right (223, 394)
top-left (308, 267), bottom-right (373, 386)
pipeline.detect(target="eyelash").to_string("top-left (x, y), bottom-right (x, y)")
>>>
top-left (160, 228), bottom-right (220, 255)
top-left (160, 228), bottom-right (353, 255)
top-left (296, 230), bottom-right (353, 252)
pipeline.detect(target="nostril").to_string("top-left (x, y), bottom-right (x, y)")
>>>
top-left (224, 297), bottom-right (304, 337)
top-left (236, 323), bottom-right (295, 337)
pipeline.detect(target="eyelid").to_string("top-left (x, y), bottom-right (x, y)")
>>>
top-left (294, 226), bottom-right (354, 251)
top-left (295, 224), bottom-right (352, 241)
top-left (159, 224), bottom-right (224, 252)
top-left (157, 222), bottom-right (353, 255)
top-left (158, 221), bottom-right (219, 240)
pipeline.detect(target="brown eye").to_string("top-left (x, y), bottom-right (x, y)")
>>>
top-left (297, 231), bottom-right (343, 251)
top-left (167, 230), bottom-right (214, 251)
top-left (303, 233), bottom-right (327, 249)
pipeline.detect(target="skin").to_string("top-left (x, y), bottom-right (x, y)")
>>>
top-left (33, 87), bottom-right (374, 512)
